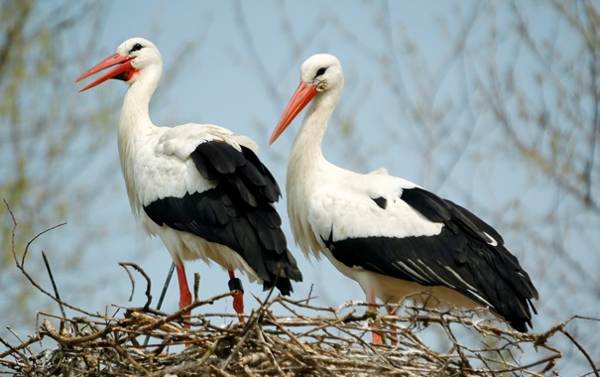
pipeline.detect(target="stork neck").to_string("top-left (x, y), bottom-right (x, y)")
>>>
top-left (120, 65), bottom-right (161, 131)
top-left (116, 65), bottom-right (161, 214)
top-left (290, 86), bottom-right (341, 166)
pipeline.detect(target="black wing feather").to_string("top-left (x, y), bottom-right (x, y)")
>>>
top-left (144, 141), bottom-right (302, 295)
top-left (324, 187), bottom-right (537, 332)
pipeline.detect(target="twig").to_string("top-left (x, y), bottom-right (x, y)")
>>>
top-left (118, 262), bottom-right (152, 310)
top-left (0, 334), bottom-right (41, 359)
top-left (561, 329), bottom-right (599, 377)
top-left (143, 262), bottom-right (176, 347)
top-left (220, 286), bottom-right (277, 370)
top-left (120, 262), bottom-right (136, 302)
top-left (156, 262), bottom-right (175, 312)
top-left (4, 200), bottom-right (95, 317)
top-left (0, 336), bottom-right (29, 367)
top-left (193, 272), bottom-right (200, 302)
top-left (489, 353), bottom-right (560, 375)
top-left (41, 251), bottom-right (66, 320)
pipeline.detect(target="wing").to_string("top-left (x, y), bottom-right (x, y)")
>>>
top-left (310, 181), bottom-right (537, 331)
top-left (143, 125), bottom-right (302, 294)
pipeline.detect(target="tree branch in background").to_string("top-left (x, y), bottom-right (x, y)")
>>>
top-left (0, 2), bottom-right (32, 80)
top-left (4, 199), bottom-right (94, 318)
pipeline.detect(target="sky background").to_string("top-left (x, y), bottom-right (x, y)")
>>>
top-left (3, 1), bottom-right (598, 374)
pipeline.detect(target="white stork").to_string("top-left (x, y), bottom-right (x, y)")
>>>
top-left (76, 37), bottom-right (302, 322)
top-left (269, 53), bottom-right (538, 341)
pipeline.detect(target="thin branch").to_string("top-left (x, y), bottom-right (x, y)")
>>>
top-left (156, 263), bottom-right (175, 312)
top-left (3, 199), bottom-right (95, 317)
top-left (561, 330), bottom-right (599, 377)
top-left (41, 251), bottom-right (66, 320)
top-left (118, 262), bottom-right (152, 310)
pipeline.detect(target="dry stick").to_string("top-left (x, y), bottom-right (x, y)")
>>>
top-left (41, 318), bottom-right (133, 346)
top-left (125, 292), bottom-right (234, 340)
top-left (219, 286), bottom-right (277, 370)
top-left (467, 351), bottom-right (547, 377)
top-left (118, 262), bottom-right (152, 310)
top-left (151, 336), bottom-right (224, 376)
top-left (440, 314), bottom-right (471, 371)
top-left (243, 365), bottom-right (260, 377)
top-left (334, 325), bottom-right (393, 369)
top-left (0, 334), bottom-right (41, 359)
top-left (572, 314), bottom-right (600, 323)
top-left (193, 272), bottom-right (200, 302)
top-left (21, 223), bottom-right (67, 270)
top-left (561, 329), bottom-right (599, 377)
top-left (266, 311), bottom-right (312, 353)
top-left (3, 200), bottom-right (95, 317)
top-left (488, 354), bottom-right (561, 375)
top-left (112, 341), bottom-right (150, 376)
top-left (295, 283), bottom-right (315, 305)
top-left (120, 262), bottom-right (136, 302)
top-left (0, 358), bottom-right (20, 369)
top-left (156, 263), bottom-right (175, 311)
top-left (3, 328), bottom-right (37, 363)
top-left (255, 326), bottom-right (286, 376)
top-left (210, 364), bottom-right (235, 377)
top-left (0, 336), bottom-right (27, 365)
top-left (245, 314), bottom-right (285, 376)
top-left (41, 251), bottom-right (66, 320)
top-left (143, 262), bottom-right (175, 347)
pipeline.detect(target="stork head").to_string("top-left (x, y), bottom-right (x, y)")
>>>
top-left (269, 53), bottom-right (343, 144)
top-left (76, 37), bottom-right (162, 92)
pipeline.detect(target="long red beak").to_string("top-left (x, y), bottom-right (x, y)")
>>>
top-left (269, 81), bottom-right (317, 145)
top-left (76, 53), bottom-right (134, 92)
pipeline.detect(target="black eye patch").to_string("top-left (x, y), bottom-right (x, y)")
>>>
top-left (314, 67), bottom-right (328, 79)
top-left (129, 43), bottom-right (143, 53)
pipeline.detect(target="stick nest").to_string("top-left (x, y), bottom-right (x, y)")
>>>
top-left (1, 202), bottom-right (598, 376)
top-left (2, 290), bottom-right (593, 377)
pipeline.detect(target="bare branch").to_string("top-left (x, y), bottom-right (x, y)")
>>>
top-left (118, 262), bottom-right (153, 310)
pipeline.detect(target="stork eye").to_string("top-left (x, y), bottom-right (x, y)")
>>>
top-left (129, 43), bottom-right (143, 53)
top-left (314, 67), bottom-right (328, 78)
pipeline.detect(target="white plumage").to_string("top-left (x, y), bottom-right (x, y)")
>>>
top-left (270, 54), bottom-right (537, 338)
top-left (77, 37), bottom-right (301, 320)
top-left (306, 172), bottom-right (442, 243)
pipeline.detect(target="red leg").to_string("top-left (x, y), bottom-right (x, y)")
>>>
top-left (386, 304), bottom-right (398, 346)
top-left (176, 262), bottom-right (192, 328)
top-left (228, 269), bottom-right (245, 323)
top-left (368, 291), bottom-right (382, 345)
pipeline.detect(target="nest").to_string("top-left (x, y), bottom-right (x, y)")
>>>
top-left (1, 203), bottom-right (599, 376)
top-left (1, 288), bottom-right (596, 377)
